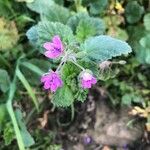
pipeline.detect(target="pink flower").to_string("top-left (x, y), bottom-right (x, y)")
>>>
top-left (43, 35), bottom-right (64, 58)
top-left (41, 71), bottom-right (63, 92)
top-left (80, 70), bottom-right (97, 89)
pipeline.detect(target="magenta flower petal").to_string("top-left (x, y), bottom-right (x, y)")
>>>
top-left (43, 35), bottom-right (64, 59)
top-left (44, 50), bottom-right (60, 58)
top-left (41, 71), bottom-right (63, 92)
top-left (52, 35), bottom-right (62, 47)
top-left (43, 42), bottom-right (54, 51)
top-left (80, 70), bottom-right (97, 89)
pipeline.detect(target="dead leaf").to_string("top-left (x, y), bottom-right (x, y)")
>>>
top-left (102, 146), bottom-right (111, 150)
top-left (38, 110), bottom-right (49, 129)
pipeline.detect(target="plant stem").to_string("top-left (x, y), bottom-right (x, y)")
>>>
top-left (70, 60), bottom-right (85, 70)
top-left (71, 103), bottom-right (75, 121)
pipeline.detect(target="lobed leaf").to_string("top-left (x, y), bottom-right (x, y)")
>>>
top-left (52, 84), bottom-right (74, 107)
top-left (67, 13), bottom-right (105, 42)
top-left (80, 35), bottom-right (132, 62)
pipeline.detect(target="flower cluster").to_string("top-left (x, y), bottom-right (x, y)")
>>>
top-left (41, 35), bottom-right (97, 92)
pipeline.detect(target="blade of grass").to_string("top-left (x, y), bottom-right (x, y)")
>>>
top-left (21, 61), bottom-right (44, 76)
top-left (6, 76), bottom-right (25, 150)
top-left (16, 68), bottom-right (39, 110)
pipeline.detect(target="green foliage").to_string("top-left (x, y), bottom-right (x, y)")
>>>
top-left (52, 62), bottom-right (88, 107)
top-left (125, 1), bottom-right (144, 24)
top-left (0, 104), bottom-right (8, 127)
top-left (16, 67), bottom-right (39, 110)
top-left (52, 84), bottom-right (74, 107)
top-left (76, 17), bottom-right (105, 42)
top-left (80, 35), bottom-right (132, 62)
top-left (137, 34), bottom-right (150, 64)
top-left (0, 18), bottom-right (19, 51)
top-left (90, 0), bottom-right (108, 15)
top-left (1, 0), bottom-right (150, 149)
top-left (67, 13), bottom-right (105, 42)
top-left (122, 93), bottom-right (143, 106)
top-left (144, 13), bottom-right (150, 31)
top-left (27, 0), bottom-right (54, 14)
top-left (21, 59), bottom-right (50, 86)
top-left (0, 0), bottom-right (12, 17)
top-left (99, 68), bottom-right (120, 81)
top-left (3, 122), bottom-right (15, 145)
top-left (27, 0), bottom-right (70, 24)
top-left (0, 69), bottom-right (10, 93)
top-left (15, 109), bottom-right (35, 147)
top-left (107, 27), bottom-right (128, 41)
top-left (82, 0), bottom-right (108, 15)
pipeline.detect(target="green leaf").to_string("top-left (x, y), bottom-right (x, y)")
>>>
top-left (79, 35), bottom-right (132, 62)
top-left (52, 62), bottom-right (89, 107)
top-left (127, 25), bottom-right (146, 50)
top-left (27, 0), bottom-right (70, 24)
top-left (15, 109), bottom-right (35, 147)
top-left (76, 17), bottom-right (105, 42)
top-left (16, 68), bottom-right (39, 110)
top-left (0, 0), bottom-right (12, 18)
top-left (52, 84), bottom-right (74, 107)
top-left (21, 59), bottom-right (51, 86)
top-left (125, 1), bottom-right (144, 24)
top-left (0, 69), bottom-right (10, 93)
top-left (89, 0), bottom-right (108, 15)
top-left (0, 104), bottom-right (8, 127)
top-left (27, 0), bottom-right (54, 14)
top-left (3, 122), bottom-right (15, 145)
top-left (67, 13), bottom-right (105, 36)
top-left (107, 27), bottom-right (128, 41)
top-left (6, 76), bottom-right (26, 150)
top-left (122, 94), bottom-right (132, 106)
top-left (144, 13), bottom-right (150, 31)
top-left (99, 68), bottom-right (120, 81)
top-left (74, 89), bottom-right (88, 102)
top-left (26, 26), bottom-right (38, 46)
top-left (137, 34), bottom-right (150, 64)
top-left (26, 21), bottom-right (75, 53)
top-left (21, 61), bottom-right (45, 76)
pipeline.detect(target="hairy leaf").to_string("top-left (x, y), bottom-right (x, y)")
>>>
top-left (52, 84), bottom-right (74, 107)
top-left (125, 1), bottom-right (144, 24)
top-left (68, 13), bottom-right (105, 33)
top-left (76, 17), bottom-right (105, 42)
top-left (80, 35), bottom-right (132, 62)
top-left (89, 0), bottom-right (108, 15)
top-left (27, 0), bottom-right (70, 24)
